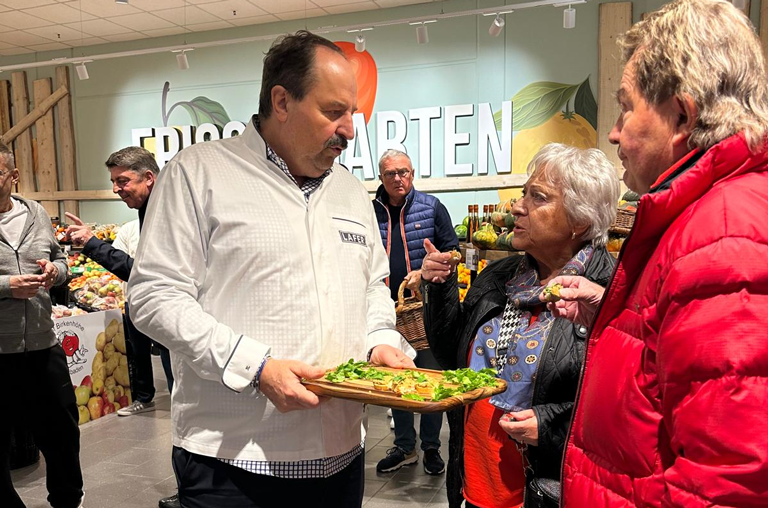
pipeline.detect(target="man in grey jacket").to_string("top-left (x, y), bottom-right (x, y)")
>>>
top-left (0, 141), bottom-right (84, 508)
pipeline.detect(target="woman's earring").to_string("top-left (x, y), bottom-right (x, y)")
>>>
top-left (571, 231), bottom-right (577, 240)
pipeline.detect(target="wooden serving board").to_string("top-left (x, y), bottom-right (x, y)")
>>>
top-left (302, 366), bottom-right (507, 414)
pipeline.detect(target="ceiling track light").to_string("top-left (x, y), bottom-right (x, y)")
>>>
top-left (410, 22), bottom-right (430, 44)
top-left (355, 34), bottom-right (365, 52)
top-left (115, 0), bottom-right (129, 4)
top-left (173, 49), bottom-right (192, 70)
top-left (488, 14), bottom-right (505, 37)
top-left (563, 5), bottom-right (576, 29)
top-left (74, 62), bottom-right (90, 80)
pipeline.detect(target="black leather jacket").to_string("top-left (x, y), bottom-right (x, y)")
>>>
top-left (422, 248), bottom-right (615, 507)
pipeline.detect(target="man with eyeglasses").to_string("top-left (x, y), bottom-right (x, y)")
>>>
top-left (0, 141), bottom-right (84, 508)
top-left (373, 149), bottom-right (458, 476)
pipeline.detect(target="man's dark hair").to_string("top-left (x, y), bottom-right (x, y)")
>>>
top-left (258, 30), bottom-right (344, 119)
top-left (0, 141), bottom-right (15, 171)
top-left (105, 146), bottom-right (159, 176)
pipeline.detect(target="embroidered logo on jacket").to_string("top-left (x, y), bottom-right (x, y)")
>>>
top-left (339, 231), bottom-right (367, 246)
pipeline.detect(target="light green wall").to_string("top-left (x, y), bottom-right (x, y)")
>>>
top-left (1, 0), bottom-right (762, 225)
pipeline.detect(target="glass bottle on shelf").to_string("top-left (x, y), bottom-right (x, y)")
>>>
top-left (466, 204), bottom-right (474, 243)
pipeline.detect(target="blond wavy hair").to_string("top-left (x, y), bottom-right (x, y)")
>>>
top-left (620, 0), bottom-right (768, 151)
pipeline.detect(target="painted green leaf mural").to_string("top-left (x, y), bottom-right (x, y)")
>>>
top-left (574, 77), bottom-right (598, 130)
top-left (179, 96), bottom-right (231, 128)
top-left (494, 81), bottom-right (580, 131)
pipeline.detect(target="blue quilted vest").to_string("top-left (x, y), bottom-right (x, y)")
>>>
top-left (373, 185), bottom-right (438, 271)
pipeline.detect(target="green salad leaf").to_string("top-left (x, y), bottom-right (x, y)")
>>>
top-left (401, 393), bottom-right (425, 401)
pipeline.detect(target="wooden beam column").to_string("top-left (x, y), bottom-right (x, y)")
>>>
top-left (0, 81), bottom-right (11, 136)
top-left (33, 78), bottom-right (59, 218)
top-left (55, 66), bottom-right (78, 217)
top-left (10, 72), bottom-right (35, 195)
top-left (598, 2), bottom-right (632, 171)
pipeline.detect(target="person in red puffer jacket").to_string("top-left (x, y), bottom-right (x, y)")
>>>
top-left (544, 0), bottom-right (768, 506)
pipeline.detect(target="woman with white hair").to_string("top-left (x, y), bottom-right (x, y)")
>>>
top-left (420, 143), bottom-right (620, 508)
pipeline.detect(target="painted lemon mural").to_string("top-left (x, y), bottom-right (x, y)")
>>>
top-left (494, 78), bottom-right (598, 201)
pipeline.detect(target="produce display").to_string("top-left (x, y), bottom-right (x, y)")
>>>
top-left (457, 260), bottom-right (488, 302)
top-left (94, 224), bottom-right (119, 242)
top-left (71, 273), bottom-right (125, 311)
top-left (73, 318), bottom-right (132, 425)
top-left (459, 199), bottom-right (518, 251)
top-left (68, 253), bottom-right (107, 276)
top-left (51, 305), bottom-right (88, 319)
top-left (52, 220), bottom-right (69, 244)
top-left (321, 359), bottom-right (501, 402)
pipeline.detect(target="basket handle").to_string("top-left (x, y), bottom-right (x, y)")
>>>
top-left (395, 278), bottom-right (423, 313)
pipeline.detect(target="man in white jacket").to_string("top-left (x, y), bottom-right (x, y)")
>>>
top-left (128, 31), bottom-right (413, 508)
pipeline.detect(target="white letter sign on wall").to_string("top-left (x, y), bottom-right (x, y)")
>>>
top-left (444, 104), bottom-right (474, 176)
top-left (194, 124), bottom-right (221, 143)
top-left (154, 127), bottom-right (181, 168)
top-left (375, 111), bottom-right (408, 162)
top-left (408, 106), bottom-right (441, 177)
top-left (343, 112), bottom-right (375, 180)
top-left (478, 101), bottom-right (512, 175)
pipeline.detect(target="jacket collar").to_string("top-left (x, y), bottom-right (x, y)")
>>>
top-left (374, 184), bottom-right (416, 210)
top-left (633, 133), bottom-right (768, 245)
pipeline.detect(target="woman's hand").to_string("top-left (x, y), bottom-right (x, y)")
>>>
top-left (499, 409), bottom-right (539, 446)
top-left (420, 239), bottom-right (453, 283)
top-left (541, 275), bottom-right (605, 328)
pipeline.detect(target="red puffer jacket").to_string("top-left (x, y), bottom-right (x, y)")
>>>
top-left (562, 133), bottom-right (768, 508)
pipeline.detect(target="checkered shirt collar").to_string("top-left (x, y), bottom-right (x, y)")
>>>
top-left (253, 115), bottom-right (332, 203)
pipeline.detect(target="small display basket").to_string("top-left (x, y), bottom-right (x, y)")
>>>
top-left (609, 208), bottom-right (636, 236)
top-left (395, 280), bottom-right (429, 351)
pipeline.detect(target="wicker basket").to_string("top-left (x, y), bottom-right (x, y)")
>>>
top-left (609, 208), bottom-right (636, 236)
top-left (395, 280), bottom-right (429, 351)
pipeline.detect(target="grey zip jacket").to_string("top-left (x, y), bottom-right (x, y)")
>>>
top-left (0, 195), bottom-right (68, 353)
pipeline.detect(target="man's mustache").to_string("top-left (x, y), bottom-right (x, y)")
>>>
top-left (324, 135), bottom-right (348, 150)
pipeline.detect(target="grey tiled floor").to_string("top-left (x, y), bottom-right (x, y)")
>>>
top-left (13, 357), bottom-right (451, 507)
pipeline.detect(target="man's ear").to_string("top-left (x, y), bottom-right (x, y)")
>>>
top-left (145, 170), bottom-right (156, 187)
top-left (271, 85), bottom-right (290, 122)
top-left (672, 93), bottom-right (698, 147)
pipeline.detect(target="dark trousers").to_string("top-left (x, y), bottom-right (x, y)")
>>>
top-left (0, 346), bottom-right (83, 508)
top-left (393, 348), bottom-right (443, 453)
top-left (123, 310), bottom-right (174, 402)
top-left (172, 446), bottom-right (364, 508)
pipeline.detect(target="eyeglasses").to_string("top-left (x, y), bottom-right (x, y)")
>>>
top-left (0, 167), bottom-right (13, 177)
top-left (381, 169), bottom-right (411, 180)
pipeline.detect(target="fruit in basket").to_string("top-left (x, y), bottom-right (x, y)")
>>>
top-left (77, 406), bottom-right (90, 425)
top-left (105, 355), bottom-right (119, 376)
top-left (114, 364), bottom-right (130, 387)
top-left (103, 343), bottom-right (116, 360)
top-left (75, 385), bottom-right (91, 406)
top-left (113, 332), bottom-right (126, 354)
top-left (454, 224), bottom-right (467, 240)
top-left (95, 332), bottom-right (106, 351)
top-left (102, 401), bottom-right (116, 416)
top-left (92, 378), bottom-right (104, 396)
top-left (87, 396), bottom-right (103, 421)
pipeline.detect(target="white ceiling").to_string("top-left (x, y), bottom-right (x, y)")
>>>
top-left (0, 0), bottom-right (437, 57)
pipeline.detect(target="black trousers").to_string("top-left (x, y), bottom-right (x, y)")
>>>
top-left (172, 446), bottom-right (365, 508)
top-left (0, 346), bottom-right (84, 508)
top-left (123, 309), bottom-right (174, 402)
